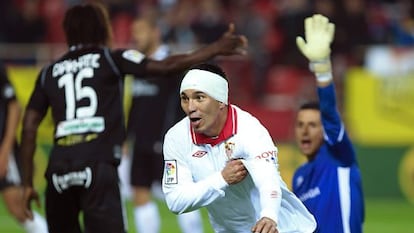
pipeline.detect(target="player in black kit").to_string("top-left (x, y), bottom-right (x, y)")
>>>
top-left (0, 62), bottom-right (48, 233)
top-left (120, 15), bottom-right (204, 233)
top-left (19, 2), bottom-right (247, 233)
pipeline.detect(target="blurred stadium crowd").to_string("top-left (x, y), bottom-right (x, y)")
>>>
top-left (0, 0), bottom-right (413, 140)
top-left (1, 0), bottom-right (413, 59)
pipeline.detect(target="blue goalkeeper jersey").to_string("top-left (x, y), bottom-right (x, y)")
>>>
top-left (292, 83), bottom-right (364, 233)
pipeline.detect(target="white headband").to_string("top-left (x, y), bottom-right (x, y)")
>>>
top-left (180, 69), bottom-right (228, 104)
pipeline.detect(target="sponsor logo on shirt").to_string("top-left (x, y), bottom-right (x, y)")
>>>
top-left (255, 150), bottom-right (277, 164)
top-left (296, 176), bottom-right (304, 187)
top-left (52, 167), bottom-right (92, 193)
top-left (56, 117), bottom-right (105, 138)
top-left (270, 190), bottom-right (279, 199)
top-left (164, 160), bottom-right (178, 184)
top-left (225, 141), bottom-right (235, 160)
top-left (192, 150), bottom-right (207, 158)
top-left (131, 79), bottom-right (159, 96)
top-left (299, 187), bottom-right (321, 202)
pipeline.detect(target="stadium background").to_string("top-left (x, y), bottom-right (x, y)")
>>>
top-left (1, 0), bottom-right (414, 232)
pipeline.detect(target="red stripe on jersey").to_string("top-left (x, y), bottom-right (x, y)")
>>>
top-left (191, 105), bottom-right (237, 146)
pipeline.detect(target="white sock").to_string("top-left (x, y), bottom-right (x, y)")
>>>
top-left (151, 181), bottom-right (164, 200)
top-left (177, 210), bottom-right (204, 233)
top-left (133, 201), bottom-right (160, 233)
top-left (118, 154), bottom-right (132, 200)
top-left (22, 211), bottom-right (49, 233)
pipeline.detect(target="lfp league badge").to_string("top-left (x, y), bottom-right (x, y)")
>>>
top-left (164, 160), bottom-right (178, 184)
top-left (224, 141), bottom-right (235, 160)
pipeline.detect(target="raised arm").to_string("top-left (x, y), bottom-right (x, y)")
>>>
top-left (145, 23), bottom-right (248, 75)
top-left (296, 14), bottom-right (355, 164)
top-left (296, 14), bottom-right (342, 140)
top-left (296, 14), bottom-right (335, 88)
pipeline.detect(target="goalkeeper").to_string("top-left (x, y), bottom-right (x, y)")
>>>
top-left (292, 14), bottom-right (365, 233)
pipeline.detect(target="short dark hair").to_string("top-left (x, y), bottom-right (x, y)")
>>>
top-left (299, 101), bottom-right (320, 110)
top-left (188, 63), bottom-right (228, 81)
top-left (63, 2), bottom-right (113, 47)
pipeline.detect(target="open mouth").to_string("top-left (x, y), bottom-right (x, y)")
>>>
top-left (190, 117), bottom-right (201, 122)
top-left (190, 117), bottom-right (202, 127)
top-left (300, 139), bottom-right (311, 148)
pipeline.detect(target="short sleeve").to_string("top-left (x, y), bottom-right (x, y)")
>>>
top-left (27, 68), bottom-right (49, 116)
top-left (111, 49), bottom-right (149, 77)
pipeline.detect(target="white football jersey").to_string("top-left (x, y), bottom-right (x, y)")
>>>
top-left (162, 105), bottom-right (316, 233)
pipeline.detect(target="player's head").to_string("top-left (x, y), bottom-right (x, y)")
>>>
top-left (179, 63), bottom-right (229, 136)
top-left (131, 12), bottom-right (160, 55)
top-left (63, 2), bottom-right (113, 48)
top-left (295, 101), bottom-right (324, 160)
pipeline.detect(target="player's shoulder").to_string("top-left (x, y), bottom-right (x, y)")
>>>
top-left (233, 105), bottom-right (269, 133)
top-left (233, 105), bottom-right (260, 123)
top-left (165, 117), bottom-right (189, 139)
top-left (112, 48), bottom-right (146, 64)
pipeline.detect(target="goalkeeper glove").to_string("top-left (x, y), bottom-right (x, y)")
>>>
top-left (296, 14), bottom-right (335, 82)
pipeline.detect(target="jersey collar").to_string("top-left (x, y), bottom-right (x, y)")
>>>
top-left (190, 105), bottom-right (237, 146)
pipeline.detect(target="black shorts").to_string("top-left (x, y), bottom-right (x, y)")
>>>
top-left (0, 151), bottom-right (21, 191)
top-left (45, 160), bottom-right (127, 233)
top-left (130, 145), bottom-right (164, 188)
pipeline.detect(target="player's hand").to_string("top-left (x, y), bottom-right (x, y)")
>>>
top-left (214, 23), bottom-right (248, 56)
top-left (296, 14), bottom-right (335, 62)
top-left (221, 159), bottom-right (248, 185)
top-left (251, 217), bottom-right (278, 233)
top-left (22, 186), bottom-right (41, 220)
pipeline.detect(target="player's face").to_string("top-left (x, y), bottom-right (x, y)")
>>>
top-left (180, 89), bottom-right (225, 137)
top-left (295, 109), bottom-right (324, 160)
top-left (131, 20), bottom-right (156, 54)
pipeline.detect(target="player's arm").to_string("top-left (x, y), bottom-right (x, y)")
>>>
top-left (115, 24), bottom-right (247, 77)
top-left (317, 80), bottom-right (355, 165)
top-left (20, 108), bottom-right (45, 219)
top-left (297, 14), bottom-right (356, 164)
top-left (243, 155), bottom-right (280, 233)
top-left (0, 64), bottom-right (21, 178)
top-left (146, 23), bottom-right (247, 76)
top-left (296, 14), bottom-right (341, 140)
top-left (20, 70), bottom-right (49, 219)
top-left (162, 131), bottom-right (229, 214)
top-left (0, 99), bottom-right (21, 178)
top-left (162, 158), bottom-right (227, 214)
top-left (20, 69), bottom-right (49, 188)
top-left (241, 125), bottom-right (281, 231)
top-left (21, 108), bottom-right (45, 188)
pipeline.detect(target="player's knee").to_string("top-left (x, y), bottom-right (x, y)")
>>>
top-left (133, 187), bottom-right (152, 205)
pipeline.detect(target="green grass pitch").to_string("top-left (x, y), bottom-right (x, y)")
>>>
top-left (1, 198), bottom-right (413, 233)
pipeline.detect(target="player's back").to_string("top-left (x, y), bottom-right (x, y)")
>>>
top-left (34, 46), bottom-right (127, 163)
